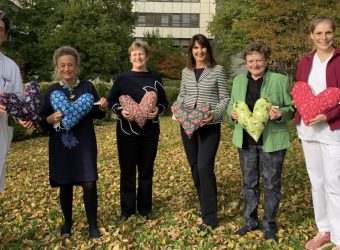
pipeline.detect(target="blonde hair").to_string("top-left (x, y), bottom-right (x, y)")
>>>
top-left (310, 16), bottom-right (336, 33)
top-left (128, 41), bottom-right (149, 57)
top-left (52, 46), bottom-right (80, 81)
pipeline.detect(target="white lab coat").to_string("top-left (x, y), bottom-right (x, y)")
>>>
top-left (0, 51), bottom-right (23, 191)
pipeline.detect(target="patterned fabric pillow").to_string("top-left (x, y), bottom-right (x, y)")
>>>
top-left (50, 90), bottom-right (94, 131)
top-left (171, 101), bottom-right (210, 138)
top-left (119, 91), bottom-right (158, 128)
top-left (233, 98), bottom-right (271, 142)
top-left (291, 81), bottom-right (340, 125)
top-left (0, 80), bottom-right (40, 127)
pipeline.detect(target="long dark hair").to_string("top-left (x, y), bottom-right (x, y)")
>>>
top-left (187, 34), bottom-right (216, 70)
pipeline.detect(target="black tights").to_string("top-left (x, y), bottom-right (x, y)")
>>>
top-left (59, 181), bottom-right (98, 228)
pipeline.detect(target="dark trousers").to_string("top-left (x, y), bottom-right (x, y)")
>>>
top-left (238, 145), bottom-right (286, 232)
top-left (181, 124), bottom-right (221, 226)
top-left (117, 132), bottom-right (159, 216)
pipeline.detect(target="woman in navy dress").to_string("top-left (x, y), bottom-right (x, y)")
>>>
top-left (40, 46), bottom-right (107, 238)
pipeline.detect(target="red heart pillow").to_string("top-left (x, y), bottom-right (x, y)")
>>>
top-left (291, 81), bottom-right (340, 125)
top-left (119, 91), bottom-right (157, 128)
top-left (171, 101), bottom-right (210, 138)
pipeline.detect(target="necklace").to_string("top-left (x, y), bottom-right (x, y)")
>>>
top-left (59, 79), bottom-right (79, 100)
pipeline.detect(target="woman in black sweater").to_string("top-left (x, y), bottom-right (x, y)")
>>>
top-left (107, 41), bottom-right (168, 221)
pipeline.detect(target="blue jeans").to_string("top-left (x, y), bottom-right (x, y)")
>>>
top-left (238, 145), bottom-right (286, 231)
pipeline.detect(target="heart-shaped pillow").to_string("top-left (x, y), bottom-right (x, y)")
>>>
top-left (291, 81), bottom-right (340, 125)
top-left (50, 90), bottom-right (94, 131)
top-left (234, 98), bottom-right (271, 142)
top-left (119, 91), bottom-right (158, 128)
top-left (0, 80), bottom-right (41, 127)
top-left (171, 101), bottom-right (210, 138)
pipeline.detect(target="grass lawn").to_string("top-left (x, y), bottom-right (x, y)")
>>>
top-left (0, 118), bottom-right (327, 249)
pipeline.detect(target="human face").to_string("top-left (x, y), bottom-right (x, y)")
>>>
top-left (0, 20), bottom-right (8, 47)
top-left (310, 21), bottom-right (335, 53)
top-left (57, 55), bottom-right (77, 84)
top-left (245, 51), bottom-right (268, 80)
top-left (130, 48), bottom-right (148, 72)
top-left (192, 41), bottom-right (207, 67)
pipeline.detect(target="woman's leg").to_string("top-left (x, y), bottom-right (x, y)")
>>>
top-left (321, 143), bottom-right (340, 245)
top-left (59, 184), bottom-right (73, 236)
top-left (181, 126), bottom-right (201, 205)
top-left (196, 124), bottom-right (221, 227)
top-left (82, 181), bottom-right (100, 238)
top-left (136, 134), bottom-right (159, 217)
top-left (259, 149), bottom-right (286, 236)
top-left (301, 141), bottom-right (330, 233)
top-left (117, 133), bottom-right (139, 218)
top-left (238, 145), bottom-right (260, 230)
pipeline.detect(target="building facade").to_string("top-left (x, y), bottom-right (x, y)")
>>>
top-left (132, 0), bottom-right (216, 48)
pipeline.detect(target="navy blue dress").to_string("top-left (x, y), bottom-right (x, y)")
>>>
top-left (40, 80), bottom-right (105, 187)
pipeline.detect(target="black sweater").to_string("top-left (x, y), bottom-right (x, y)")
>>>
top-left (107, 70), bottom-right (168, 136)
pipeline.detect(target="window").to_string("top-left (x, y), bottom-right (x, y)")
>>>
top-left (172, 14), bottom-right (181, 27)
top-left (161, 14), bottom-right (170, 27)
top-left (190, 14), bottom-right (199, 27)
top-left (136, 13), bottom-right (199, 28)
top-left (138, 15), bottom-right (146, 27)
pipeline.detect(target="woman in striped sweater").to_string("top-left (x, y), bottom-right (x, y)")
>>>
top-left (176, 34), bottom-right (229, 230)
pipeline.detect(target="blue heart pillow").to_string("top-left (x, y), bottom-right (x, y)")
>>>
top-left (50, 90), bottom-right (94, 131)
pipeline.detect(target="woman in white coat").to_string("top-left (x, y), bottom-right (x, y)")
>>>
top-left (0, 11), bottom-right (31, 191)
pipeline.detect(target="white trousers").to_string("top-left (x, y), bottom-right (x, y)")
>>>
top-left (301, 140), bottom-right (340, 245)
top-left (0, 120), bottom-right (13, 192)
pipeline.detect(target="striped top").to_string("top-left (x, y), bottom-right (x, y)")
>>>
top-left (176, 65), bottom-right (230, 123)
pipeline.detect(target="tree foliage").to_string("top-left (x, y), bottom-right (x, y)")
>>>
top-left (0, 0), bottom-right (135, 81)
top-left (209, 0), bottom-right (340, 78)
top-left (144, 30), bottom-right (186, 80)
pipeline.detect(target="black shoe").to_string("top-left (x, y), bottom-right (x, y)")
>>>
top-left (120, 214), bottom-right (131, 222)
top-left (199, 223), bottom-right (215, 232)
top-left (89, 226), bottom-right (101, 238)
top-left (264, 230), bottom-right (278, 241)
top-left (60, 223), bottom-right (72, 238)
top-left (234, 225), bottom-right (258, 236)
top-left (143, 213), bottom-right (153, 220)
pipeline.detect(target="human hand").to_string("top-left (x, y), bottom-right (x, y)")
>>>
top-left (231, 110), bottom-right (238, 121)
top-left (97, 97), bottom-right (108, 111)
top-left (308, 114), bottom-right (327, 126)
top-left (18, 119), bottom-right (34, 130)
top-left (201, 112), bottom-right (214, 126)
top-left (269, 106), bottom-right (282, 120)
top-left (122, 109), bottom-right (135, 121)
top-left (148, 106), bottom-right (159, 119)
top-left (0, 104), bottom-right (6, 113)
top-left (47, 111), bottom-right (63, 125)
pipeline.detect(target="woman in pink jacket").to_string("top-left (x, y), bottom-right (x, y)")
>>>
top-left (295, 16), bottom-right (340, 250)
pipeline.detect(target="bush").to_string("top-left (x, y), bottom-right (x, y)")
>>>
top-left (163, 78), bottom-right (181, 88)
top-left (163, 86), bottom-right (179, 116)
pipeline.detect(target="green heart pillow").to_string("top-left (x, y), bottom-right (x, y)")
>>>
top-left (233, 98), bottom-right (271, 142)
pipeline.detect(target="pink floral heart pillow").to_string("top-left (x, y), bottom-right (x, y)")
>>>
top-left (119, 91), bottom-right (157, 128)
top-left (291, 81), bottom-right (340, 125)
top-left (171, 101), bottom-right (210, 138)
